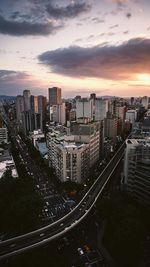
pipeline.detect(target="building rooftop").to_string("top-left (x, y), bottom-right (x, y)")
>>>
top-left (0, 159), bottom-right (18, 178)
top-left (126, 138), bottom-right (150, 147)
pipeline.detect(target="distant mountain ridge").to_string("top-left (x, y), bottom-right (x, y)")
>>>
top-left (0, 95), bottom-right (16, 101)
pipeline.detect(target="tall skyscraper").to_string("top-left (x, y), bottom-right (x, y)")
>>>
top-left (123, 138), bottom-right (150, 206)
top-left (48, 87), bottom-right (62, 107)
top-left (31, 95), bottom-right (38, 113)
top-left (16, 95), bottom-right (24, 122)
top-left (95, 98), bottom-right (108, 121)
top-left (141, 96), bottom-right (149, 110)
top-left (23, 90), bottom-right (31, 111)
top-left (22, 111), bottom-right (42, 135)
top-left (104, 114), bottom-right (118, 140)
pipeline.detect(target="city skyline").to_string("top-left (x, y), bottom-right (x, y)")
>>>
top-left (0, 0), bottom-right (150, 98)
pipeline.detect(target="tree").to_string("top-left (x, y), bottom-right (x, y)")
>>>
top-left (0, 170), bottom-right (43, 236)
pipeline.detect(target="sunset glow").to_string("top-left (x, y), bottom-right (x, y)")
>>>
top-left (0, 0), bottom-right (150, 97)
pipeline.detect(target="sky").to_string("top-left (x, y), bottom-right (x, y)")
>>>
top-left (0, 0), bottom-right (150, 98)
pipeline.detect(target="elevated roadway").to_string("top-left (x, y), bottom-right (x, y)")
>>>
top-left (0, 140), bottom-right (126, 261)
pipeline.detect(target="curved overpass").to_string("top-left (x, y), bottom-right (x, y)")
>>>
top-left (0, 141), bottom-right (125, 261)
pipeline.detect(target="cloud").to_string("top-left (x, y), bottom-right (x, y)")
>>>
top-left (0, 15), bottom-right (63, 36)
top-left (46, 2), bottom-right (91, 19)
top-left (109, 24), bottom-right (119, 29)
top-left (123, 30), bottom-right (129, 34)
top-left (38, 37), bottom-right (150, 81)
top-left (0, 1), bottom-right (91, 36)
top-left (126, 12), bottom-right (132, 18)
top-left (74, 38), bottom-right (84, 43)
top-left (0, 69), bottom-right (47, 95)
top-left (0, 70), bottom-right (29, 81)
top-left (92, 17), bottom-right (105, 24)
top-left (111, 0), bottom-right (129, 6)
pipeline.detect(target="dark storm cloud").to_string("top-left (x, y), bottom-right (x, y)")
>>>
top-left (0, 15), bottom-right (63, 36)
top-left (38, 37), bottom-right (150, 80)
top-left (46, 2), bottom-right (91, 19)
top-left (0, 1), bottom-right (91, 36)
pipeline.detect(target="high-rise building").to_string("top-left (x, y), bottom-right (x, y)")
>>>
top-left (95, 98), bottom-right (108, 121)
top-left (38, 95), bottom-right (47, 130)
top-left (50, 103), bottom-right (66, 125)
top-left (104, 115), bottom-right (118, 141)
top-left (23, 90), bottom-right (31, 111)
top-left (38, 96), bottom-right (46, 115)
top-left (130, 97), bottom-right (134, 105)
top-left (125, 109), bottom-right (137, 124)
top-left (16, 95), bottom-right (24, 122)
top-left (47, 131), bottom-right (90, 183)
top-left (22, 111), bottom-right (42, 135)
top-left (141, 96), bottom-right (149, 110)
top-left (71, 121), bottom-right (100, 167)
top-left (76, 98), bottom-right (93, 120)
top-left (123, 138), bottom-right (150, 206)
top-left (48, 87), bottom-right (62, 107)
top-left (90, 93), bottom-right (96, 100)
top-left (31, 95), bottom-right (38, 113)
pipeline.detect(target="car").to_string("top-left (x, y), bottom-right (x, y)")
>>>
top-left (40, 233), bottom-right (45, 237)
top-left (77, 247), bottom-right (84, 255)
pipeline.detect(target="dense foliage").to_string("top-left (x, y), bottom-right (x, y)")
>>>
top-left (0, 139), bottom-right (43, 237)
top-left (0, 170), bottom-right (42, 236)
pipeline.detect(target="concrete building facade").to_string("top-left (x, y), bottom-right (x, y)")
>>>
top-left (16, 95), bottom-right (24, 122)
top-left (23, 90), bottom-right (31, 111)
top-left (48, 87), bottom-right (62, 107)
top-left (95, 98), bottom-right (108, 121)
top-left (47, 131), bottom-right (90, 183)
top-left (123, 138), bottom-right (150, 206)
top-left (71, 120), bottom-right (100, 167)
top-left (125, 109), bottom-right (137, 124)
top-left (76, 98), bottom-right (93, 120)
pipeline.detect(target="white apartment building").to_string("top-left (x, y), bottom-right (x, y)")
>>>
top-left (47, 131), bottom-right (90, 183)
top-left (50, 103), bottom-right (66, 125)
top-left (30, 129), bottom-right (45, 146)
top-left (76, 98), bottom-right (93, 120)
top-left (71, 121), bottom-right (100, 167)
top-left (95, 98), bottom-right (108, 121)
